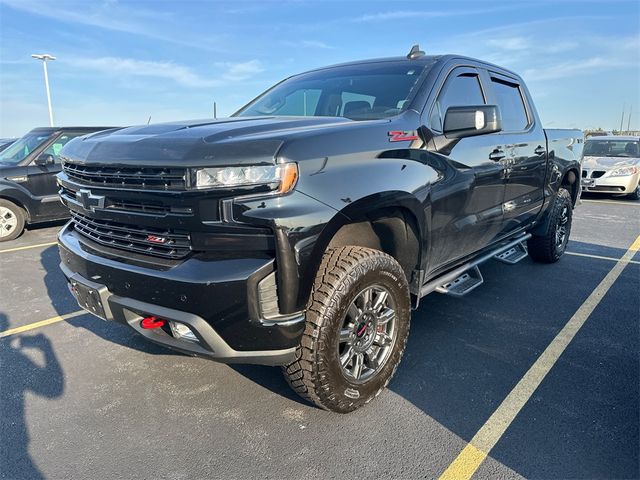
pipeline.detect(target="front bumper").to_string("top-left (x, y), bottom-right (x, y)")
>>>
top-left (58, 223), bottom-right (304, 365)
top-left (581, 172), bottom-right (640, 195)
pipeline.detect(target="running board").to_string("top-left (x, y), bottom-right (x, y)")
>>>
top-left (419, 233), bottom-right (532, 299)
top-left (494, 242), bottom-right (528, 264)
top-left (435, 266), bottom-right (483, 297)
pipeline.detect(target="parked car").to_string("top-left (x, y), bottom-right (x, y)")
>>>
top-left (0, 138), bottom-right (17, 153)
top-left (582, 135), bottom-right (640, 200)
top-left (57, 47), bottom-right (583, 412)
top-left (0, 126), bottom-right (114, 241)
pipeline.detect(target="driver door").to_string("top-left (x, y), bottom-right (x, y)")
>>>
top-left (425, 66), bottom-right (507, 270)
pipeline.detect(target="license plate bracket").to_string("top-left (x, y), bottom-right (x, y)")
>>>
top-left (70, 277), bottom-right (107, 320)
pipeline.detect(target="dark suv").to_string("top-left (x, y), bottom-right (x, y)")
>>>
top-left (57, 49), bottom-right (582, 412)
top-left (0, 127), bottom-right (114, 241)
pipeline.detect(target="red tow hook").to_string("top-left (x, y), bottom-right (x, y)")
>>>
top-left (141, 316), bottom-right (165, 329)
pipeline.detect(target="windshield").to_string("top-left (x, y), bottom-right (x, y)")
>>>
top-left (584, 139), bottom-right (639, 158)
top-left (0, 131), bottom-right (55, 165)
top-left (235, 62), bottom-right (428, 120)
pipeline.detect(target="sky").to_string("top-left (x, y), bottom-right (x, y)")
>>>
top-left (0, 0), bottom-right (638, 137)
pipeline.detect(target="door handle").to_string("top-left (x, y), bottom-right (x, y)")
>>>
top-left (534, 145), bottom-right (546, 155)
top-left (489, 149), bottom-right (506, 161)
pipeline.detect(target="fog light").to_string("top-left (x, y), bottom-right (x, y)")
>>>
top-left (169, 321), bottom-right (198, 342)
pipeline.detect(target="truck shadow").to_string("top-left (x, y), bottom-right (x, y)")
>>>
top-left (0, 313), bottom-right (64, 479)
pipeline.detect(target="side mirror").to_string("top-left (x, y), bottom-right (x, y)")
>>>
top-left (34, 153), bottom-right (55, 166)
top-left (443, 105), bottom-right (502, 139)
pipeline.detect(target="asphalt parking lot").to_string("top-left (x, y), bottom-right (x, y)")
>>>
top-left (1, 195), bottom-right (638, 480)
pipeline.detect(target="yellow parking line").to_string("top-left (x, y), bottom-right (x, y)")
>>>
top-left (0, 311), bottom-right (84, 338)
top-left (440, 233), bottom-right (640, 480)
top-left (581, 199), bottom-right (639, 207)
top-left (0, 241), bottom-right (57, 254)
top-left (566, 251), bottom-right (640, 265)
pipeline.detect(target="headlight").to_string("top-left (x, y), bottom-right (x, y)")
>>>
top-left (609, 166), bottom-right (638, 177)
top-left (192, 163), bottom-right (298, 193)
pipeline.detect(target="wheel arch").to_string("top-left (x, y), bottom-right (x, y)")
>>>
top-left (297, 192), bottom-right (426, 311)
top-left (0, 188), bottom-right (32, 223)
top-left (561, 167), bottom-right (580, 207)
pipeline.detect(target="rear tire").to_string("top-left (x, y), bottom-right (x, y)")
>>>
top-left (528, 188), bottom-right (572, 263)
top-left (283, 246), bottom-right (411, 413)
top-left (0, 199), bottom-right (25, 242)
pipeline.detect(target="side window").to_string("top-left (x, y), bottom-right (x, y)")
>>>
top-left (42, 133), bottom-right (85, 163)
top-left (431, 72), bottom-right (485, 131)
top-left (490, 77), bottom-right (529, 132)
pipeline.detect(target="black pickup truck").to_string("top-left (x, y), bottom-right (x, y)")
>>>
top-left (57, 47), bottom-right (583, 412)
top-left (0, 127), bottom-right (113, 241)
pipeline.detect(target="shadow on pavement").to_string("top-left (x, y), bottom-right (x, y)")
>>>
top-left (0, 313), bottom-right (64, 480)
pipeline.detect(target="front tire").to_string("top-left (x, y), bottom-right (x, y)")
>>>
top-left (627, 184), bottom-right (640, 201)
top-left (283, 246), bottom-right (411, 413)
top-left (528, 188), bottom-right (572, 263)
top-left (0, 199), bottom-right (25, 242)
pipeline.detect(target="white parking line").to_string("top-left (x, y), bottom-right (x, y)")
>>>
top-left (566, 251), bottom-right (640, 265)
top-left (0, 311), bottom-right (84, 338)
top-left (0, 241), bottom-right (57, 254)
top-left (439, 234), bottom-right (640, 480)
top-left (581, 199), bottom-right (639, 207)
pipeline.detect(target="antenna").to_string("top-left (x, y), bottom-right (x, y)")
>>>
top-left (407, 44), bottom-right (425, 60)
top-left (147, 116), bottom-right (151, 125)
top-left (214, 102), bottom-right (217, 119)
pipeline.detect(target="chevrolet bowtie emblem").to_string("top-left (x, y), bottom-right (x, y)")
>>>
top-left (76, 189), bottom-right (105, 212)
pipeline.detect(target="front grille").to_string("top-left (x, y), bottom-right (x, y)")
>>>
top-left (70, 211), bottom-right (191, 259)
top-left (591, 170), bottom-right (606, 179)
top-left (60, 186), bottom-right (191, 215)
top-left (582, 170), bottom-right (588, 178)
top-left (63, 162), bottom-right (187, 190)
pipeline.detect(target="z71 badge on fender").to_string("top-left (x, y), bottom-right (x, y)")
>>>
top-left (388, 130), bottom-right (419, 142)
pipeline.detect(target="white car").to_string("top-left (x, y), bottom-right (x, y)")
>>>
top-left (582, 136), bottom-right (640, 200)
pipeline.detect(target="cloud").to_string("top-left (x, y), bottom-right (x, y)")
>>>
top-left (486, 36), bottom-right (532, 51)
top-left (63, 56), bottom-right (217, 87)
top-left (0, 0), bottom-right (224, 51)
top-left (282, 40), bottom-right (334, 49)
top-left (61, 57), bottom-right (264, 87)
top-left (353, 5), bottom-right (520, 23)
top-left (523, 56), bottom-right (637, 82)
top-left (220, 60), bottom-right (265, 81)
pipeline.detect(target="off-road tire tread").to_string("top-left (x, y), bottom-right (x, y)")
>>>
top-left (528, 188), bottom-right (572, 263)
top-left (283, 246), bottom-right (410, 413)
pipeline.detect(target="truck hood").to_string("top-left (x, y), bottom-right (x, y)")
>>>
top-left (583, 156), bottom-right (640, 170)
top-left (60, 116), bottom-right (359, 167)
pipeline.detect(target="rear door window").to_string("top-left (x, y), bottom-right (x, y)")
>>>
top-left (490, 77), bottom-right (529, 132)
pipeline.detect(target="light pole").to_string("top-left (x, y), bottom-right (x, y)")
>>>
top-left (31, 54), bottom-right (56, 127)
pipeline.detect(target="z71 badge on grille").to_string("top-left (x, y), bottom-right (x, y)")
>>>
top-left (146, 235), bottom-right (168, 244)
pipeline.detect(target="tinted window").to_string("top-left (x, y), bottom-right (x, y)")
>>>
top-left (0, 131), bottom-right (55, 165)
top-left (491, 77), bottom-right (529, 131)
top-left (236, 62), bottom-right (429, 120)
top-left (431, 73), bottom-right (485, 131)
top-left (42, 133), bottom-right (86, 163)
